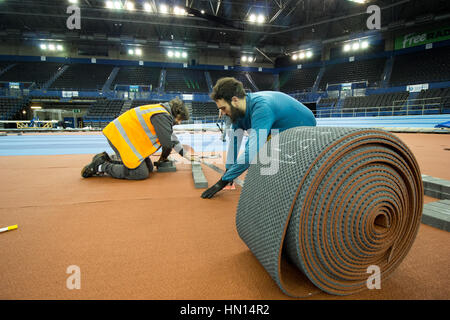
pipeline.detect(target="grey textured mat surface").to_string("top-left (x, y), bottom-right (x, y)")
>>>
top-left (236, 127), bottom-right (423, 296)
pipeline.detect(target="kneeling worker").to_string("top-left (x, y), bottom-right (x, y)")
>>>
top-left (81, 97), bottom-right (191, 180)
top-left (201, 77), bottom-right (317, 198)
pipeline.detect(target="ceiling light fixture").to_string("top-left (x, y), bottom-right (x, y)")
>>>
top-left (126, 1), bottom-right (135, 11)
top-left (143, 2), bottom-right (152, 12)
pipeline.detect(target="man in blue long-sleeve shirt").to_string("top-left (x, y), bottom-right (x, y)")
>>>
top-left (201, 77), bottom-right (317, 199)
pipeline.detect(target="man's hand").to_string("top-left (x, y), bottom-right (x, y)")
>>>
top-left (154, 157), bottom-right (169, 167)
top-left (201, 179), bottom-right (230, 199)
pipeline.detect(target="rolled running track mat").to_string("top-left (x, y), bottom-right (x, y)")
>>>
top-left (236, 127), bottom-right (423, 296)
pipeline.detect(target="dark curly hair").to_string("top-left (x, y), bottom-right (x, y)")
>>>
top-left (210, 77), bottom-right (246, 106)
top-left (169, 96), bottom-right (190, 121)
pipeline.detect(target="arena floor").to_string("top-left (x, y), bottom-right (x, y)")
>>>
top-left (0, 131), bottom-right (449, 300)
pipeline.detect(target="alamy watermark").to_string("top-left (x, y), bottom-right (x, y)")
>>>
top-left (66, 5), bottom-right (81, 30)
top-left (367, 5), bottom-right (381, 30)
top-left (66, 265), bottom-right (81, 290)
top-left (366, 265), bottom-right (381, 290)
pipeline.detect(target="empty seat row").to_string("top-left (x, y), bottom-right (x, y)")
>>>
top-left (319, 58), bottom-right (386, 90)
top-left (50, 64), bottom-right (114, 91)
top-left (85, 99), bottom-right (124, 118)
top-left (164, 69), bottom-right (208, 93)
top-left (0, 62), bottom-right (64, 89)
top-left (111, 66), bottom-right (161, 90)
top-left (279, 67), bottom-right (320, 93)
top-left (390, 46), bottom-right (450, 86)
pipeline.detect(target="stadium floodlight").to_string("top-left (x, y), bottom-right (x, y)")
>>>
top-left (257, 14), bottom-right (265, 24)
top-left (40, 44), bottom-right (47, 50)
top-left (306, 51), bottom-right (313, 58)
top-left (174, 6), bottom-right (186, 15)
top-left (292, 54), bottom-right (297, 61)
top-left (167, 50), bottom-right (174, 57)
top-left (241, 56), bottom-right (248, 62)
top-left (128, 49), bottom-right (134, 55)
top-left (248, 14), bottom-right (256, 23)
top-left (135, 48), bottom-right (142, 56)
top-left (299, 52), bottom-right (305, 59)
top-left (126, 1), bottom-right (135, 11)
top-left (182, 52), bottom-right (187, 58)
top-left (347, 0), bottom-right (366, 4)
top-left (174, 51), bottom-right (181, 58)
top-left (143, 2), bottom-right (152, 12)
top-left (361, 41), bottom-right (369, 49)
top-left (114, 1), bottom-right (122, 10)
top-left (159, 4), bottom-right (169, 14)
top-left (68, 0), bottom-right (79, 4)
top-left (352, 42), bottom-right (360, 50)
top-left (106, 1), bottom-right (114, 9)
top-left (200, 10), bottom-right (205, 14)
top-left (48, 44), bottom-right (56, 51)
top-left (343, 44), bottom-right (351, 52)
top-left (57, 44), bottom-right (64, 51)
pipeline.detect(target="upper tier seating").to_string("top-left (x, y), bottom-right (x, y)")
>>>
top-left (164, 68), bottom-right (208, 93)
top-left (279, 67), bottom-right (320, 93)
top-left (390, 46), bottom-right (450, 86)
top-left (249, 72), bottom-right (275, 91)
top-left (50, 64), bottom-right (114, 91)
top-left (319, 58), bottom-right (386, 90)
top-left (111, 66), bottom-right (161, 90)
top-left (0, 62), bottom-right (64, 88)
top-left (209, 70), bottom-right (253, 91)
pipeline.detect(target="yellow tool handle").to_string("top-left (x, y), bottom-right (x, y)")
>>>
top-left (0, 225), bottom-right (18, 233)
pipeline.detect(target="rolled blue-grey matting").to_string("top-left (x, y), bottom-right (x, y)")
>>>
top-left (236, 127), bottom-right (423, 296)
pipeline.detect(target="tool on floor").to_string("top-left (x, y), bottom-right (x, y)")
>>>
top-left (0, 225), bottom-right (18, 233)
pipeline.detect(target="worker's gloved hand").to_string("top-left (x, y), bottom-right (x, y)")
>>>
top-left (154, 147), bottom-right (172, 167)
top-left (201, 179), bottom-right (230, 199)
top-left (154, 157), bottom-right (169, 167)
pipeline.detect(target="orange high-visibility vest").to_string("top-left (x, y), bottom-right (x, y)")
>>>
top-left (103, 104), bottom-right (171, 169)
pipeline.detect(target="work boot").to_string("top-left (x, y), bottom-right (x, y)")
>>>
top-left (93, 151), bottom-right (112, 162)
top-left (81, 152), bottom-right (110, 178)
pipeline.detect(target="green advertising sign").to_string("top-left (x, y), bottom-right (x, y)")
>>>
top-left (395, 26), bottom-right (450, 50)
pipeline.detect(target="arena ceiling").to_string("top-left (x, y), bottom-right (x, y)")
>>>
top-left (0, 0), bottom-right (449, 62)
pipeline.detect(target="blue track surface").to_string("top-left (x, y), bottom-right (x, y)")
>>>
top-left (0, 133), bottom-right (236, 156)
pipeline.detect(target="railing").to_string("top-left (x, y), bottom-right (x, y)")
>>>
top-left (316, 102), bottom-right (443, 118)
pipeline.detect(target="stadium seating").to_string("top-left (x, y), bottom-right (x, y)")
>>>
top-left (317, 97), bottom-right (339, 108)
top-left (0, 97), bottom-right (28, 120)
top-left (0, 62), bottom-right (64, 88)
top-left (319, 58), bottom-right (386, 90)
top-left (85, 98), bottom-right (124, 119)
top-left (191, 101), bottom-right (218, 118)
top-left (209, 70), bottom-right (254, 91)
top-left (130, 100), bottom-right (161, 108)
top-left (342, 91), bottom-right (409, 116)
top-left (50, 63), bottom-right (114, 91)
top-left (415, 87), bottom-right (450, 113)
top-left (0, 62), bottom-right (14, 73)
top-left (164, 68), bottom-right (208, 93)
top-left (248, 72), bottom-right (276, 91)
top-left (110, 66), bottom-right (161, 90)
top-left (279, 67), bottom-right (320, 93)
top-left (390, 46), bottom-right (450, 86)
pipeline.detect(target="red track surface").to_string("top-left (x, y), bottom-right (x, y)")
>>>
top-left (0, 132), bottom-right (449, 299)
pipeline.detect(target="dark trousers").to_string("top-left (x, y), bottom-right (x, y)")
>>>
top-left (103, 140), bottom-right (153, 180)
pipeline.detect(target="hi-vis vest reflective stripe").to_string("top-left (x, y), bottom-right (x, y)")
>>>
top-left (103, 104), bottom-right (170, 169)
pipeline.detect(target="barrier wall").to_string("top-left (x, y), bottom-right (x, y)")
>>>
top-left (316, 114), bottom-right (450, 128)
